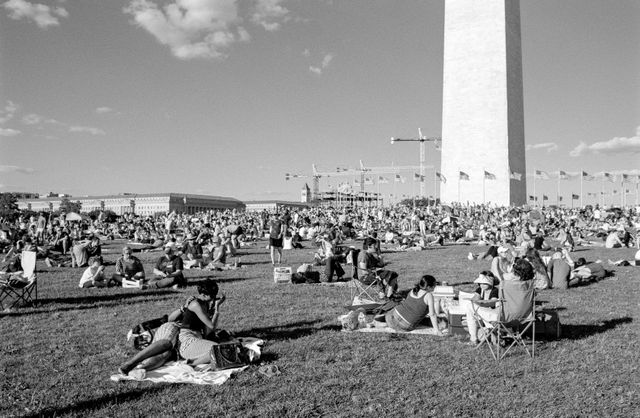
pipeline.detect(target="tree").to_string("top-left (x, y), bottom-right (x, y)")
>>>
top-left (0, 193), bottom-right (18, 219)
top-left (59, 197), bottom-right (82, 213)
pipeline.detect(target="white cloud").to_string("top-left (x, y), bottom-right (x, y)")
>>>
top-left (526, 142), bottom-right (558, 152)
top-left (124, 0), bottom-right (251, 60)
top-left (0, 165), bottom-right (35, 174)
top-left (3, 0), bottom-right (68, 29)
top-left (251, 0), bottom-right (290, 32)
top-left (21, 113), bottom-right (42, 125)
top-left (309, 53), bottom-right (333, 75)
top-left (570, 126), bottom-right (640, 157)
top-left (95, 107), bottom-right (114, 114)
top-left (69, 125), bottom-right (106, 135)
top-left (0, 100), bottom-right (18, 124)
top-left (0, 127), bottom-right (21, 136)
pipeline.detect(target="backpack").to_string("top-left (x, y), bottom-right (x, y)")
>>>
top-left (127, 315), bottom-right (168, 350)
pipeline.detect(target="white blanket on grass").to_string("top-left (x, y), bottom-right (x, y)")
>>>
top-left (338, 314), bottom-right (447, 336)
top-left (110, 337), bottom-right (264, 386)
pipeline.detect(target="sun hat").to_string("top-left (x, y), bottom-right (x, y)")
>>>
top-left (497, 245), bottom-right (509, 254)
top-left (474, 274), bottom-right (493, 286)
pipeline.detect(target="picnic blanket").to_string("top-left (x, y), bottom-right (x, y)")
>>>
top-left (337, 314), bottom-right (447, 336)
top-left (110, 361), bottom-right (247, 385)
top-left (111, 337), bottom-right (264, 385)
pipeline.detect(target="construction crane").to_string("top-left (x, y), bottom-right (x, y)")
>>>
top-left (390, 128), bottom-right (441, 198)
top-left (285, 164), bottom-right (361, 201)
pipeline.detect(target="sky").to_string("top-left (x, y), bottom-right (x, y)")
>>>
top-left (0, 0), bottom-right (638, 204)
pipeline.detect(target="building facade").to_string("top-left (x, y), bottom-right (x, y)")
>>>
top-left (17, 193), bottom-right (245, 216)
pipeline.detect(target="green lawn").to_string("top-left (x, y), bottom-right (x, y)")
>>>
top-left (1, 240), bottom-right (639, 417)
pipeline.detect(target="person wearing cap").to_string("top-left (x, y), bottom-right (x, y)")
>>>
top-left (465, 271), bottom-right (500, 345)
top-left (182, 233), bottom-right (203, 269)
top-left (152, 247), bottom-right (186, 289)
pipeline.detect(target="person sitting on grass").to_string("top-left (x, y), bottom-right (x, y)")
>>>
top-left (71, 235), bottom-right (101, 268)
top-left (78, 256), bottom-right (107, 288)
top-left (152, 246), bottom-right (186, 289)
top-left (465, 271), bottom-right (500, 346)
top-left (110, 246), bottom-right (146, 286)
top-left (177, 280), bottom-right (226, 366)
top-left (384, 274), bottom-right (444, 335)
top-left (562, 250), bottom-right (607, 287)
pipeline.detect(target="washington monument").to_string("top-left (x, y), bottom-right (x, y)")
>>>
top-left (440, 0), bottom-right (527, 206)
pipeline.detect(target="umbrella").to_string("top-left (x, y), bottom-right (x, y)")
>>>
top-left (65, 212), bottom-right (83, 221)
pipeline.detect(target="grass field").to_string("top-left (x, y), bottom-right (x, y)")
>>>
top-left (1, 239), bottom-right (639, 417)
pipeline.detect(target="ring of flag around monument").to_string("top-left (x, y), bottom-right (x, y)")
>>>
top-left (510, 170), bottom-right (522, 181)
top-left (535, 170), bottom-right (550, 180)
top-left (459, 171), bottom-right (469, 181)
top-left (436, 172), bottom-right (446, 183)
top-left (484, 171), bottom-right (496, 180)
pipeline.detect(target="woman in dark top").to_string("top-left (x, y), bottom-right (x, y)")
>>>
top-left (385, 275), bottom-right (443, 335)
top-left (177, 280), bottom-right (225, 365)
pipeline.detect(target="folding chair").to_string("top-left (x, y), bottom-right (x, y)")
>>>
top-left (347, 267), bottom-right (384, 312)
top-left (0, 251), bottom-right (38, 310)
top-left (474, 279), bottom-right (536, 361)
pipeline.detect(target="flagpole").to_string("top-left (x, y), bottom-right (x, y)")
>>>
top-left (601, 176), bottom-right (604, 208)
top-left (533, 168), bottom-right (536, 208)
top-left (433, 169), bottom-right (437, 205)
top-left (620, 179), bottom-right (624, 207)
top-left (482, 168), bottom-right (486, 205)
top-left (457, 168), bottom-right (461, 204)
top-left (557, 169), bottom-right (560, 206)
top-left (580, 169), bottom-right (584, 208)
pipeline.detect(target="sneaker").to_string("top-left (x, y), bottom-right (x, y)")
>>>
top-left (45, 258), bottom-right (53, 268)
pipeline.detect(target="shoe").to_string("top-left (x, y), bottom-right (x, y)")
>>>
top-left (172, 284), bottom-right (180, 290)
top-left (129, 368), bottom-right (146, 380)
top-left (45, 258), bottom-right (53, 268)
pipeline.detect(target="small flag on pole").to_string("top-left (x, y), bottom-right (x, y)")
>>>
top-left (603, 172), bottom-right (614, 182)
top-left (459, 171), bottom-right (470, 181)
top-left (612, 189), bottom-right (618, 195)
top-left (535, 170), bottom-right (550, 180)
top-left (558, 196), bottom-right (563, 202)
top-left (394, 174), bottom-right (401, 183)
top-left (510, 171), bottom-right (522, 181)
top-left (378, 176), bottom-right (389, 184)
top-left (354, 179), bottom-right (361, 186)
top-left (364, 177), bottom-right (374, 185)
top-left (484, 171), bottom-right (496, 180)
top-left (582, 171), bottom-right (594, 181)
top-left (413, 173), bottom-right (421, 182)
top-left (436, 172), bottom-right (447, 183)
top-left (622, 174), bottom-right (629, 183)
top-left (558, 170), bottom-right (569, 180)
top-left (572, 194), bottom-right (579, 200)
top-left (543, 195), bottom-right (549, 201)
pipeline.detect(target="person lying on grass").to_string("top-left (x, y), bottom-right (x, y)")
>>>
top-left (119, 296), bottom-right (197, 378)
top-left (384, 274), bottom-right (444, 335)
top-left (78, 256), bottom-right (107, 288)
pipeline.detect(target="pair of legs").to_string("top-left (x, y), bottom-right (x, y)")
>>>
top-left (270, 245), bottom-right (282, 265)
top-left (120, 322), bottom-right (179, 375)
top-left (149, 273), bottom-right (186, 289)
top-left (322, 256), bottom-right (345, 282)
top-left (376, 270), bottom-right (398, 298)
top-left (466, 304), bottom-right (499, 343)
top-left (178, 329), bottom-right (215, 366)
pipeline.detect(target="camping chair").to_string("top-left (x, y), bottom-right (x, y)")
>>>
top-left (0, 251), bottom-right (38, 310)
top-left (473, 279), bottom-right (536, 361)
top-left (347, 267), bottom-right (384, 312)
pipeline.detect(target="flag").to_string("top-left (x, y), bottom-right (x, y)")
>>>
top-left (543, 195), bottom-right (549, 201)
top-left (434, 139), bottom-right (441, 151)
top-left (582, 171), bottom-right (594, 181)
top-left (625, 189), bottom-right (630, 194)
top-left (285, 173), bottom-right (291, 181)
top-left (535, 170), bottom-right (550, 180)
top-left (622, 174), bottom-right (629, 183)
top-left (436, 172), bottom-right (447, 183)
top-left (529, 195), bottom-right (538, 201)
top-left (413, 173), bottom-right (422, 182)
top-left (572, 194), bottom-right (579, 200)
top-left (529, 195), bottom-right (535, 201)
top-left (394, 174), bottom-right (401, 183)
top-left (558, 170), bottom-right (569, 180)
top-left (378, 176), bottom-right (389, 184)
top-left (364, 177), bottom-right (374, 185)
top-left (510, 171), bottom-right (522, 181)
top-left (603, 172), bottom-right (614, 182)
top-left (484, 171), bottom-right (496, 180)
top-left (612, 189), bottom-right (618, 195)
top-left (459, 171), bottom-right (470, 181)
top-left (354, 179), bottom-right (361, 186)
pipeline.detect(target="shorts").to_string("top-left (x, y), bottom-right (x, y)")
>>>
top-left (154, 322), bottom-right (180, 345)
top-left (385, 309), bottom-right (414, 332)
top-left (269, 238), bottom-right (283, 248)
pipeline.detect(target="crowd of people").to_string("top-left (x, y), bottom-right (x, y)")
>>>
top-left (1, 202), bottom-right (639, 372)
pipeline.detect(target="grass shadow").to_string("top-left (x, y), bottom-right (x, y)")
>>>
top-left (237, 319), bottom-right (342, 342)
top-left (561, 317), bottom-right (632, 340)
top-left (36, 289), bottom-right (178, 306)
top-left (25, 386), bottom-right (171, 418)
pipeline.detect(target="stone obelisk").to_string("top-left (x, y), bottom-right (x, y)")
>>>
top-left (440, 0), bottom-right (527, 206)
